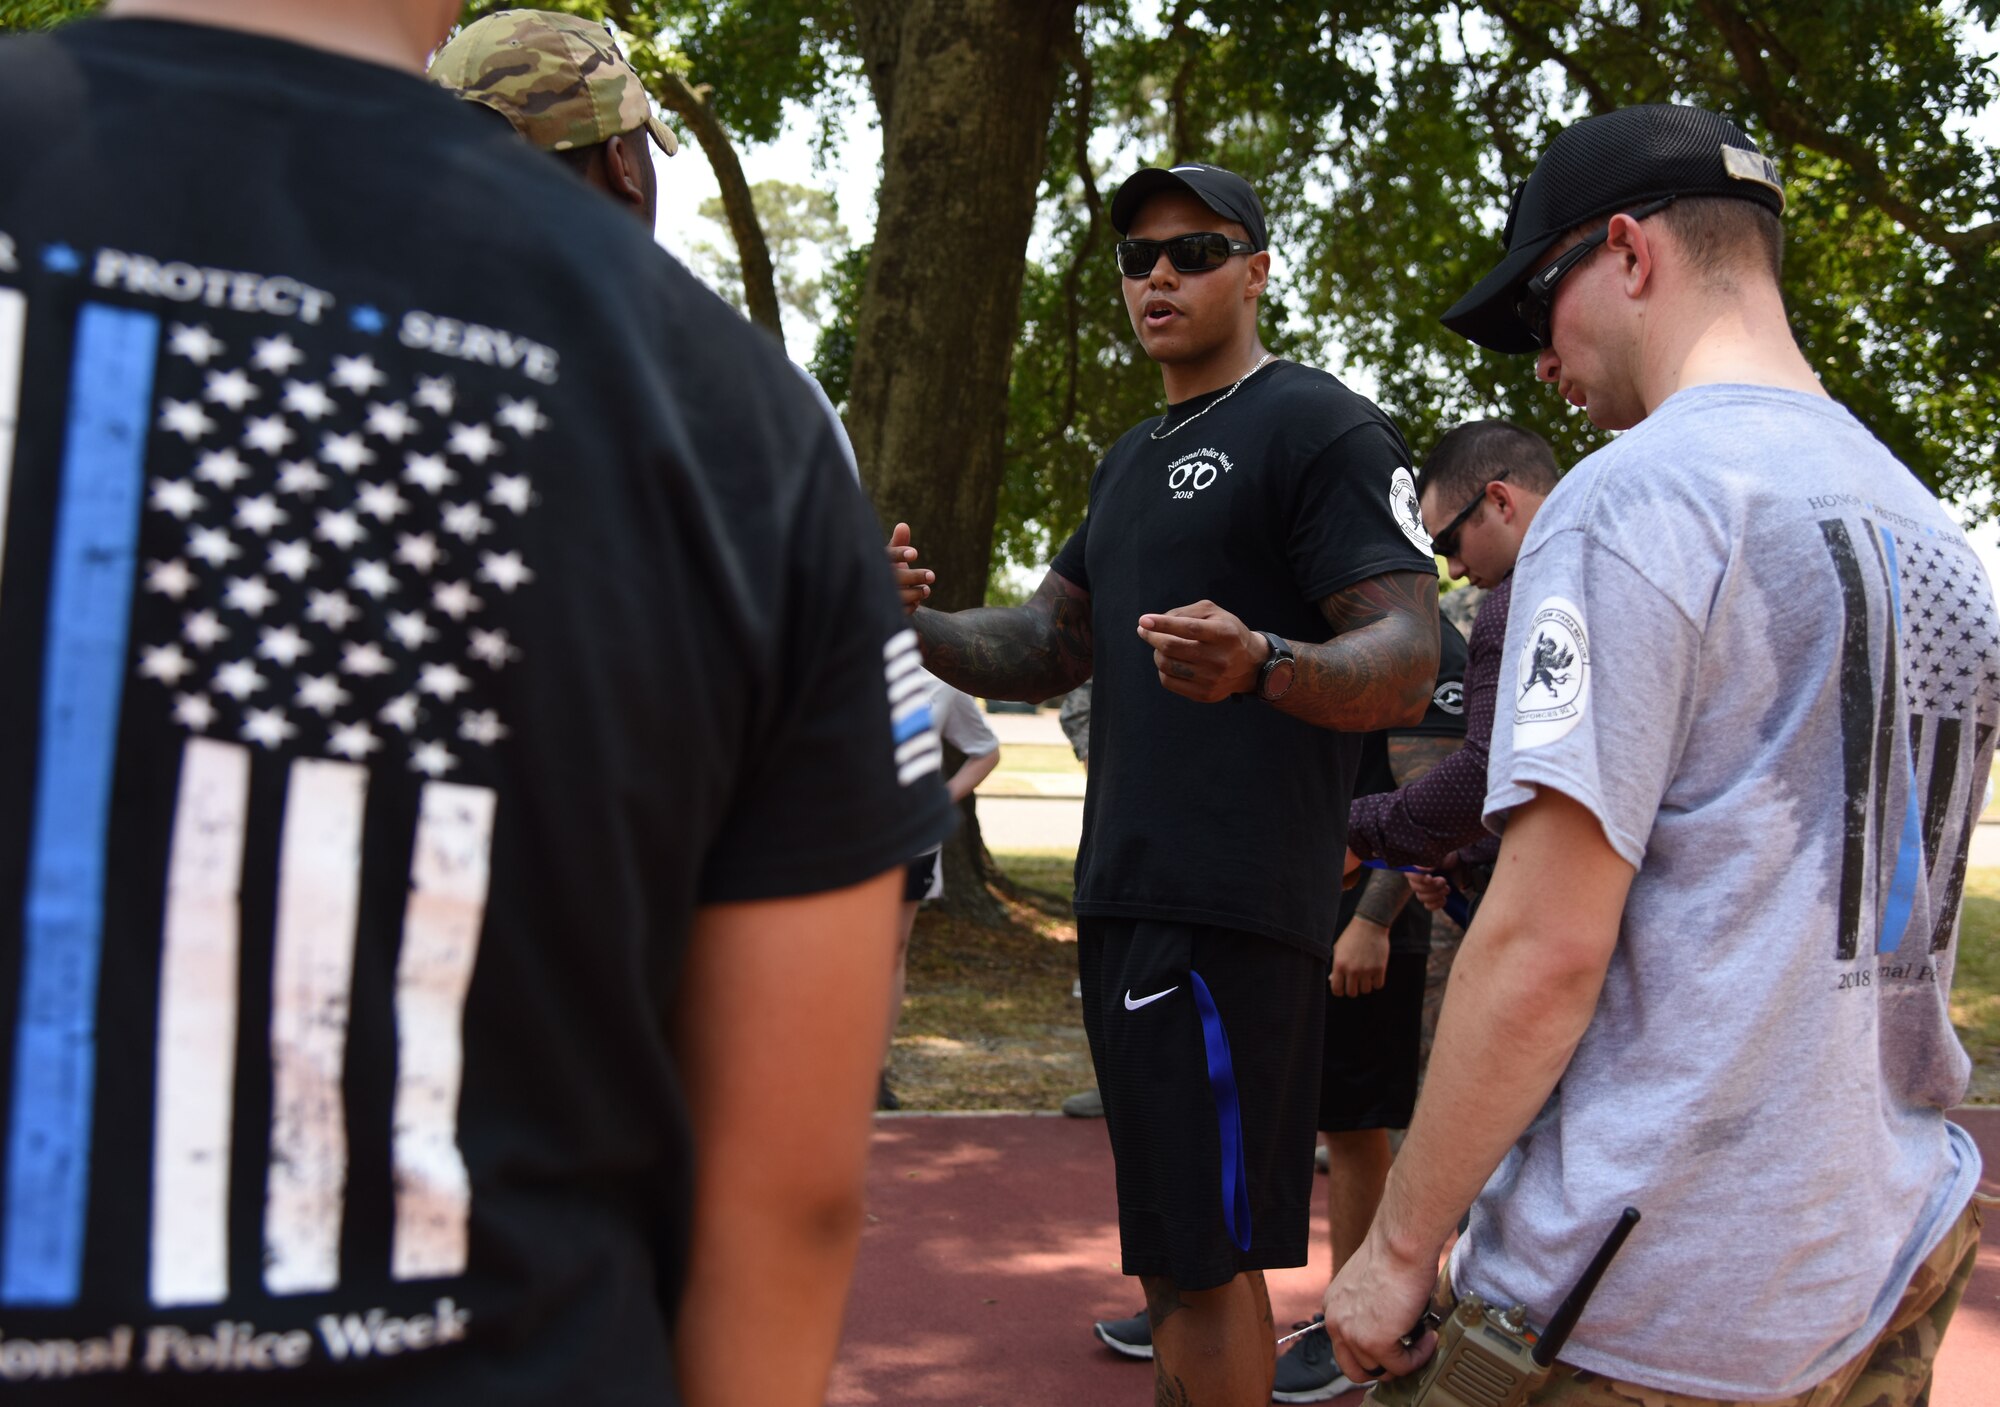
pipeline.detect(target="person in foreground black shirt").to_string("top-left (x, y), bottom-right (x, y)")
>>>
top-left (0, 4), bottom-right (950, 1405)
top-left (891, 164), bottom-right (1439, 1406)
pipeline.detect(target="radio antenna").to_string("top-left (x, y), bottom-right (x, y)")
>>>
top-left (1532, 1207), bottom-right (1640, 1368)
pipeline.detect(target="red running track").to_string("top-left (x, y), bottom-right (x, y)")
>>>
top-left (832, 1108), bottom-right (2000, 1406)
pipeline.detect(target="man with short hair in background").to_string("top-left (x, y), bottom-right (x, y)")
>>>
top-left (1324, 103), bottom-right (1987, 1407)
top-left (0, 5), bottom-right (947, 1406)
top-left (1343, 420), bottom-right (1559, 901)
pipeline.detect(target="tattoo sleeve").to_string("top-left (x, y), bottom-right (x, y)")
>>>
top-left (1352, 865), bottom-right (1412, 928)
top-left (1268, 570), bottom-right (1440, 731)
top-left (913, 568), bottom-right (1093, 702)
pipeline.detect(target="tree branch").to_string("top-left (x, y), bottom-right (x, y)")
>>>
top-left (654, 71), bottom-right (786, 337)
top-left (1480, 2), bottom-right (1618, 115)
top-left (1694, 0), bottom-right (1999, 259)
top-left (847, 0), bottom-right (904, 130)
top-left (1056, 29), bottom-right (1103, 440)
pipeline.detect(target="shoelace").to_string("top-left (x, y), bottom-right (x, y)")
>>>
top-left (1277, 1315), bottom-right (1326, 1351)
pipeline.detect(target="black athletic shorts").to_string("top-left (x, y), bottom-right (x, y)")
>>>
top-left (903, 848), bottom-right (940, 901)
top-left (1078, 917), bottom-right (1326, 1291)
top-left (1318, 950), bottom-right (1427, 1132)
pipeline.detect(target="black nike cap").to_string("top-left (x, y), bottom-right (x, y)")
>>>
top-left (1442, 103), bottom-right (1786, 354)
top-left (1110, 162), bottom-right (1268, 251)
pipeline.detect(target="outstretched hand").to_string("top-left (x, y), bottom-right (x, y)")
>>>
top-left (886, 522), bottom-right (933, 617)
top-left (1135, 600), bottom-right (1265, 702)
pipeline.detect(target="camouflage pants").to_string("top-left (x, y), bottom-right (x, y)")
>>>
top-left (1391, 1198), bottom-right (1984, 1407)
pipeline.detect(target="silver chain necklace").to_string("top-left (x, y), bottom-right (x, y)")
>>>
top-left (1149, 352), bottom-right (1278, 441)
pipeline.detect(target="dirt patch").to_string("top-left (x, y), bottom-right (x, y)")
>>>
top-left (888, 852), bottom-right (1092, 1111)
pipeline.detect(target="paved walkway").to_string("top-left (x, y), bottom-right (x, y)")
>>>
top-left (833, 1109), bottom-right (2000, 1406)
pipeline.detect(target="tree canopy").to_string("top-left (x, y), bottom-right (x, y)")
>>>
top-left (8, 0), bottom-right (1999, 584)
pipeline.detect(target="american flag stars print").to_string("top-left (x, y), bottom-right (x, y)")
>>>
top-left (132, 322), bottom-right (542, 778)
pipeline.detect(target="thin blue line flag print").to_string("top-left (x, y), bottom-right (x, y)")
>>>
top-left (2, 304), bottom-right (158, 1306)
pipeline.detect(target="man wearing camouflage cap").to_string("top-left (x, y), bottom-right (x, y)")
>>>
top-left (431, 8), bottom-right (679, 225)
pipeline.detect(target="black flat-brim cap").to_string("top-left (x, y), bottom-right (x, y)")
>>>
top-left (1111, 163), bottom-right (1269, 250)
top-left (1442, 104), bottom-right (1786, 354)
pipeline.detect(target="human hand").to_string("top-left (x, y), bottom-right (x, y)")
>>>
top-left (1330, 918), bottom-right (1390, 997)
top-left (1407, 872), bottom-right (1451, 913)
top-left (886, 522), bottom-right (933, 616)
top-left (1134, 600), bottom-right (1264, 702)
top-left (1321, 1232), bottom-right (1440, 1387)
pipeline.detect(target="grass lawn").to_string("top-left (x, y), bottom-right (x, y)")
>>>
top-left (989, 743), bottom-right (1086, 776)
top-left (887, 849), bottom-right (1087, 1111)
top-left (891, 851), bottom-right (2000, 1110)
top-left (1954, 868), bottom-right (2000, 1104)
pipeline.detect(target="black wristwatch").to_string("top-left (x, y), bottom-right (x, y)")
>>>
top-left (1254, 631), bottom-right (1295, 701)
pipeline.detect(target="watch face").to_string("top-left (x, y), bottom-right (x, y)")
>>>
top-left (1263, 658), bottom-right (1296, 699)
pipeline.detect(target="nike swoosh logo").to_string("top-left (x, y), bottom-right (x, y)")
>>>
top-left (1123, 986), bottom-right (1178, 1010)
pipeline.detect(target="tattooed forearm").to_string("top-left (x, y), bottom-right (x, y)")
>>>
top-left (1269, 571), bottom-right (1438, 731)
top-left (912, 568), bottom-right (1092, 701)
top-left (1387, 733), bottom-right (1461, 787)
top-left (1352, 866), bottom-right (1412, 929)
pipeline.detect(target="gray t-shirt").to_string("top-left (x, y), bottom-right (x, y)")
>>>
top-left (1465, 384), bottom-right (1987, 1398)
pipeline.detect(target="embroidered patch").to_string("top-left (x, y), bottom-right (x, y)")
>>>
top-left (1513, 595), bottom-right (1589, 748)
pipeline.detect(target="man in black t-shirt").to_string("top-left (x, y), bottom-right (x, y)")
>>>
top-left (0, 5), bottom-right (949, 1405)
top-left (891, 164), bottom-right (1439, 1405)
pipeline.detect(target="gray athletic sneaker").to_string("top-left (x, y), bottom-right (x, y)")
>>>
top-left (1271, 1316), bottom-right (1353, 1402)
top-left (1061, 1086), bottom-right (1104, 1118)
top-left (1091, 1309), bottom-right (1152, 1360)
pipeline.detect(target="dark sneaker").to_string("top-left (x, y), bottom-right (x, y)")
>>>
top-left (1092, 1309), bottom-right (1153, 1360)
top-left (876, 1072), bottom-right (900, 1111)
top-left (1271, 1316), bottom-right (1353, 1402)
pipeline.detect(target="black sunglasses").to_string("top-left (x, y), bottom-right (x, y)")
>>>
top-left (1116, 232), bottom-right (1257, 278)
top-left (1430, 469), bottom-right (1511, 560)
top-left (1514, 196), bottom-right (1676, 347)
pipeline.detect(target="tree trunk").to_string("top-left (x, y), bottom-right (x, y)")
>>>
top-left (653, 71), bottom-right (786, 340)
top-left (846, 0), bottom-right (1080, 916)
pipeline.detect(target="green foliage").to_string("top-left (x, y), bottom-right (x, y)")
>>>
top-left (0, 0), bottom-right (100, 30)
top-left (690, 179), bottom-right (846, 319)
top-left (809, 243), bottom-right (869, 410)
top-left (627, 1), bottom-right (859, 146)
top-left (987, 1), bottom-right (2000, 579)
top-left (29, 3), bottom-right (1987, 583)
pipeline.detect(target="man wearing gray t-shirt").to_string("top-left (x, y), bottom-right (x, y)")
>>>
top-left (1322, 104), bottom-right (1987, 1407)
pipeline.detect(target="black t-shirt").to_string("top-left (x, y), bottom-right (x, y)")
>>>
top-left (1336, 619), bottom-right (1469, 956)
top-left (1050, 359), bottom-right (1438, 955)
top-left (0, 20), bottom-right (949, 1404)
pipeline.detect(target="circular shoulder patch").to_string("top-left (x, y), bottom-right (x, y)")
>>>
top-left (1432, 680), bottom-right (1465, 716)
top-left (1389, 466), bottom-right (1432, 555)
top-left (1512, 595), bottom-right (1589, 749)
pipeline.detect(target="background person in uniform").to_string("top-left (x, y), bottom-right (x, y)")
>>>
top-left (0, 4), bottom-right (950, 1406)
top-left (880, 671), bottom-right (1001, 1110)
top-left (1323, 103), bottom-right (1988, 1407)
top-left (891, 162), bottom-right (1440, 1406)
top-left (1055, 678), bottom-right (1104, 1120)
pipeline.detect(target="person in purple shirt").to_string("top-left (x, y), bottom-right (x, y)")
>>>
top-left (1344, 421), bottom-right (1557, 895)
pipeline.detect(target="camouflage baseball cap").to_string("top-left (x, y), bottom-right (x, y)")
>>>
top-left (429, 9), bottom-right (679, 157)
